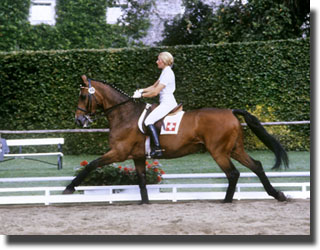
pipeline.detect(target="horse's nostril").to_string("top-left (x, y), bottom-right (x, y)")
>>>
top-left (75, 115), bottom-right (91, 128)
top-left (75, 116), bottom-right (84, 127)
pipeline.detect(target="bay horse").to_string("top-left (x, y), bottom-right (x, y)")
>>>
top-left (63, 75), bottom-right (289, 203)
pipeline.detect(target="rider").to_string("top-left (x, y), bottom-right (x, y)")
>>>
top-left (133, 51), bottom-right (178, 157)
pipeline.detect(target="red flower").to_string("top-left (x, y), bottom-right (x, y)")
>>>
top-left (118, 166), bottom-right (122, 169)
top-left (145, 161), bottom-right (149, 165)
top-left (157, 176), bottom-right (162, 182)
top-left (124, 167), bottom-right (129, 172)
top-left (153, 160), bottom-right (159, 165)
top-left (147, 164), bottom-right (152, 169)
top-left (160, 170), bottom-right (165, 175)
top-left (80, 160), bottom-right (88, 166)
top-left (153, 168), bottom-right (159, 172)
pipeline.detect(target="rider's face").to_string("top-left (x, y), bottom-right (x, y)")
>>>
top-left (156, 56), bottom-right (166, 69)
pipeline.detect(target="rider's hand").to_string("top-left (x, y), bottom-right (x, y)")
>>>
top-left (132, 89), bottom-right (143, 98)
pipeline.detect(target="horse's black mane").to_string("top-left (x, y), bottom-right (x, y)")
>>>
top-left (91, 78), bottom-right (137, 101)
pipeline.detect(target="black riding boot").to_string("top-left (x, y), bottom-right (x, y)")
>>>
top-left (146, 124), bottom-right (163, 158)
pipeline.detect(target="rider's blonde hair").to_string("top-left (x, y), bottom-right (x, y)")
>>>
top-left (159, 52), bottom-right (174, 67)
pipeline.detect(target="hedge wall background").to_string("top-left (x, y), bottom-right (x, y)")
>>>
top-left (0, 38), bottom-right (310, 154)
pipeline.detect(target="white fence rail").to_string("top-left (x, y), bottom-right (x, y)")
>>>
top-left (0, 121), bottom-right (310, 135)
top-left (0, 182), bottom-right (310, 206)
top-left (0, 172), bottom-right (310, 205)
top-left (0, 171), bottom-right (310, 183)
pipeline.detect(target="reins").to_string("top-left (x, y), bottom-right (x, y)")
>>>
top-left (103, 99), bottom-right (132, 115)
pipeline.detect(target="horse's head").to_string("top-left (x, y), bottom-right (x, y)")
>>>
top-left (75, 75), bottom-right (102, 128)
top-left (75, 75), bottom-right (135, 128)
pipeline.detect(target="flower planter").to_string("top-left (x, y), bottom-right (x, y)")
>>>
top-left (75, 160), bottom-right (165, 195)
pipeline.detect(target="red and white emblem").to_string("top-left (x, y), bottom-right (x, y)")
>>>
top-left (160, 111), bottom-right (185, 135)
top-left (165, 122), bottom-right (177, 132)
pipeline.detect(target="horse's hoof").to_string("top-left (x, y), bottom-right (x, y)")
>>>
top-left (277, 191), bottom-right (287, 202)
top-left (222, 199), bottom-right (233, 203)
top-left (139, 200), bottom-right (150, 205)
top-left (62, 187), bottom-right (75, 195)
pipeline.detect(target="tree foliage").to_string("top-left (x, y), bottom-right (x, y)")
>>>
top-left (54, 0), bottom-right (127, 49)
top-left (161, 0), bottom-right (310, 46)
top-left (117, 0), bottom-right (154, 42)
top-left (0, 0), bottom-right (31, 51)
top-left (161, 0), bottom-right (215, 45)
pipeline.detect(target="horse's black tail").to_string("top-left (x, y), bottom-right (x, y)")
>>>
top-left (232, 109), bottom-right (289, 169)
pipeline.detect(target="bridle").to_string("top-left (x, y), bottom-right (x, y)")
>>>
top-left (77, 79), bottom-right (132, 126)
top-left (77, 79), bottom-right (100, 125)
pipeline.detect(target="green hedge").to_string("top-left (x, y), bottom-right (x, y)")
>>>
top-left (0, 39), bottom-right (310, 154)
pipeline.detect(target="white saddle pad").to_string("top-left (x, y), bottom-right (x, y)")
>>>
top-left (160, 111), bottom-right (185, 135)
top-left (138, 105), bottom-right (185, 158)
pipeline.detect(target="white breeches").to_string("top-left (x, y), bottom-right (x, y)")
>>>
top-left (144, 101), bottom-right (177, 126)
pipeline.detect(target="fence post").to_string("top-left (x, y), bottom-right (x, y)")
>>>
top-left (302, 184), bottom-right (307, 199)
top-left (45, 189), bottom-right (50, 205)
top-left (172, 187), bottom-right (177, 202)
top-left (109, 187), bottom-right (113, 204)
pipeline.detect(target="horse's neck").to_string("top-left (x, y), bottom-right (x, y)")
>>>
top-left (99, 84), bottom-right (143, 129)
top-left (100, 84), bottom-right (127, 108)
top-left (108, 101), bottom-right (143, 130)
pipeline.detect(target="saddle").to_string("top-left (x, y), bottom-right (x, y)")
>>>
top-left (138, 103), bottom-right (183, 134)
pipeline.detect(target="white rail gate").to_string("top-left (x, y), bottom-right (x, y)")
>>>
top-left (0, 172), bottom-right (310, 205)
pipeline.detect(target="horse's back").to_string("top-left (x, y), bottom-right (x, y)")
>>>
top-left (159, 108), bottom-right (241, 158)
top-left (185, 108), bottom-right (239, 128)
top-left (182, 108), bottom-right (241, 142)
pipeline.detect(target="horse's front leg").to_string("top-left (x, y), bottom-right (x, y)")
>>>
top-left (134, 158), bottom-right (149, 204)
top-left (63, 150), bottom-right (121, 194)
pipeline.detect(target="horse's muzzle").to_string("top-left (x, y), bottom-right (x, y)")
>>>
top-left (75, 115), bottom-right (92, 128)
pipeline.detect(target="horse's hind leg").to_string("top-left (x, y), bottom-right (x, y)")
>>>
top-left (134, 158), bottom-right (149, 204)
top-left (205, 133), bottom-right (240, 202)
top-left (231, 148), bottom-right (287, 201)
top-left (210, 153), bottom-right (240, 203)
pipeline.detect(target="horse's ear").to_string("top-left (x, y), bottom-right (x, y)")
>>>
top-left (81, 75), bottom-right (89, 86)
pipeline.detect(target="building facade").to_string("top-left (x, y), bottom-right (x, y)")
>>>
top-left (28, 0), bottom-right (219, 46)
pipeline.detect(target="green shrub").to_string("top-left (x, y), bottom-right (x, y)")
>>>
top-left (0, 38), bottom-right (310, 152)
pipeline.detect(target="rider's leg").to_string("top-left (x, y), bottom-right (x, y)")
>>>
top-left (146, 124), bottom-right (163, 157)
top-left (144, 102), bottom-right (175, 157)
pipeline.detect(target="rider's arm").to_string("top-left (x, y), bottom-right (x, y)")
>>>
top-left (142, 80), bottom-right (159, 92)
top-left (142, 81), bottom-right (165, 98)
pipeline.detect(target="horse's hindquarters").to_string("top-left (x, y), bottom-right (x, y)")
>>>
top-left (159, 109), bottom-right (239, 158)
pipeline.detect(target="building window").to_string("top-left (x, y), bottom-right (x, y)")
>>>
top-left (29, 0), bottom-right (125, 25)
top-left (106, 0), bottom-right (126, 25)
top-left (106, 7), bottom-right (123, 24)
top-left (29, 0), bottom-right (56, 25)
